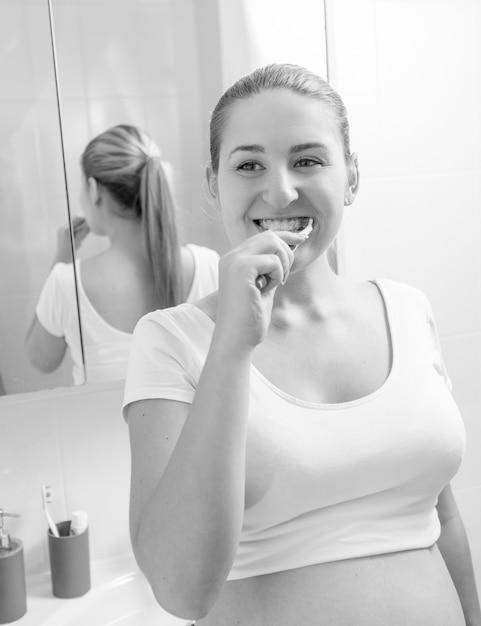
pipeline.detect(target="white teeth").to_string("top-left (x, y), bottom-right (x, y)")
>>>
top-left (257, 217), bottom-right (312, 233)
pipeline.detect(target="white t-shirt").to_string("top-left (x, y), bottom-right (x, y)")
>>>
top-left (122, 279), bottom-right (465, 580)
top-left (35, 244), bottom-right (219, 384)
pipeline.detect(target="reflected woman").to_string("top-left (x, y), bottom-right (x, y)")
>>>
top-left (26, 124), bottom-right (219, 384)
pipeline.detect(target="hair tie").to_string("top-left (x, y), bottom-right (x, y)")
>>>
top-left (145, 153), bottom-right (161, 164)
top-left (144, 141), bottom-right (162, 165)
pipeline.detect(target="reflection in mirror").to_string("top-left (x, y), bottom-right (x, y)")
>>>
top-left (0, 0), bottom-right (82, 395)
top-left (50, 0), bottom-right (327, 386)
top-left (45, 0), bottom-right (227, 386)
top-left (33, 122), bottom-right (219, 385)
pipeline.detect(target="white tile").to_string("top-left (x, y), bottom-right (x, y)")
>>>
top-left (325, 0), bottom-right (381, 180)
top-left (78, 4), bottom-right (143, 99)
top-left (474, 1), bottom-right (481, 171)
top-left (86, 98), bottom-right (146, 138)
top-left (23, 3), bottom-right (58, 101)
top-left (54, 383), bottom-right (132, 561)
top-left (343, 172), bottom-right (481, 336)
top-left (375, 0), bottom-right (477, 177)
top-left (137, 2), bottom-right (178, 98)
top-left (241, 0), bottom-right (327, 77)
top-left (48, 3), bottom-right (85, 100)
top-left (0, 4), bottom-right (35, 101)
top-left (0, 392), bottom-right (66, 575)
top-left (329, 0), bottom-right (480, 178)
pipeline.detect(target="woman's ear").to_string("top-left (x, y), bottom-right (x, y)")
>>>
top-left (87, 177), bottom-right (101, 206)
top-left (205, 163), bottom-right (219, 203)
top-left (344, 153), bottom-right (360, 206)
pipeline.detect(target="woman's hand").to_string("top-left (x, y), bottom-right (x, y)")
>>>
top-left (215, 229), bottom-right (307, 349)
top-left (54, 216), bottom-right (90, 264)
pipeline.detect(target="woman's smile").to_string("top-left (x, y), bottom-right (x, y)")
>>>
top-left (253, 216), bottom-right (313, 233)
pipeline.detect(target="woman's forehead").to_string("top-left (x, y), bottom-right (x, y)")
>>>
top-left (220, 89), bottom-right (341, 152)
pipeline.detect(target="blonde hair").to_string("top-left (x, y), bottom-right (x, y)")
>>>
top-left (81, 124), bottom-right (182, 308)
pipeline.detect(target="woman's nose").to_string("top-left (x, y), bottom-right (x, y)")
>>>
top-left (261, 169), bottom-right (299, 209)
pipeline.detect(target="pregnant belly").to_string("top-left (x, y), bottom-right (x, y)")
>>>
top-left (198, 544), bottom-right (465, 625)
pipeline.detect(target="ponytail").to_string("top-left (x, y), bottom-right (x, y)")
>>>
top-left (140, 158), bottom-right (182, 307)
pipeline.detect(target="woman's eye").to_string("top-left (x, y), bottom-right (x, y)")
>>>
top-left (237, 161), bottom-right (263, 172)
top-left (294, 157), bottom-right (321, 168)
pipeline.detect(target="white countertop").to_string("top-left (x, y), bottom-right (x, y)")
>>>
top-left (13, 554), bottom-right (188, 626)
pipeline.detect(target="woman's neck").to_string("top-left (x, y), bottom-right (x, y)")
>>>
top-left (106, 215), bottom-right (144, 252)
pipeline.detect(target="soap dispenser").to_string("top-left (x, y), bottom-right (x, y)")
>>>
top-left (0, 510), bottom-right (27, 624)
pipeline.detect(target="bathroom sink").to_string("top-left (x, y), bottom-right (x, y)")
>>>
top-left (34, 556), bottom-right (189, 626)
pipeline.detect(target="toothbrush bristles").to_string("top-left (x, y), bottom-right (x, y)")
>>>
top-left (298, 218), bottom-right (314, 237)
top-left (42, 485), bottom-right (53, 504)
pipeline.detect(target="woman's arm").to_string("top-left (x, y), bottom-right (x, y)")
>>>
top-left (25, 315), bottom-right (68, 372)
top-left (436, 483), bottom-right (481, 626)
top-left (128, 335), bottom-right (253, 620)
top-left (25, 217), bottom-right (89, 373)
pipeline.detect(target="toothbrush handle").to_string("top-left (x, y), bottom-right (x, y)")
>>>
top-left (255, 274), bottom-right (269, 290)
top-left (46, 510), bottom-right (60, 538)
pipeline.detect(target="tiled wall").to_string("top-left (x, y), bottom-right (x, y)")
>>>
top-left (326, 0), bottom-right (481, 585)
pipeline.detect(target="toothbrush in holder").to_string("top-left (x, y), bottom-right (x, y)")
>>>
top-left (41, 485), bottom-right (59, 538)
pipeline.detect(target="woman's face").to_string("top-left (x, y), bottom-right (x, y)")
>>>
top-left (211, 89), bottom-right (357, 268)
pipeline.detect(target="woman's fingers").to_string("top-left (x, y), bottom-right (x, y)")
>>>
top-left (245, 230), bottom-right (305, 290)
top-left (252, 251), bottom-right (288, 291)
top-left (220, 227), bottom-right (308, 295)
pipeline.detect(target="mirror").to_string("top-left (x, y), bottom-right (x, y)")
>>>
top-left (0, 0), bottom-right (327, 395)
top-left (0, 0), bottom-right (82, 395)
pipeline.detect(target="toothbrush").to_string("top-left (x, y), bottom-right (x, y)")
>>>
top-left (41, 485), bottom-right (60, 538)
top-left (255, 218), bottom-right (314, 290)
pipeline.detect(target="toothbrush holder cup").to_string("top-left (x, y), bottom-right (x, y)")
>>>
top-left (47, 520), bottom-right (91, 598)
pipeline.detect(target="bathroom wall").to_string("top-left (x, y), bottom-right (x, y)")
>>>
top-left (326, 0), bottom-right (481, 585)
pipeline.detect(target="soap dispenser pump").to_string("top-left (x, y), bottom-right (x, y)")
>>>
top-left (0, 510), bottom-right (27, 624)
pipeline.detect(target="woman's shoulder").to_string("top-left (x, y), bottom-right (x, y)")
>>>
top-left (49, 260), bottom-right (76, 279)
top-left (136, 294), bottom-right (216, 335)
top-left (373, 277), bottom-right (430, 303)
top-left (43, 261), bottom-right (77, 295)
top-left (181, 244), bottom-right (220, 301)
top-left (372, 278), bottom-right (435, 322)
top-left (183, 242), bottom-right (220, 260)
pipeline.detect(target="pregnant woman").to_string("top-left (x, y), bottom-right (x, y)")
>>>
top-left (124, 64), bottom-right (480, 625)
